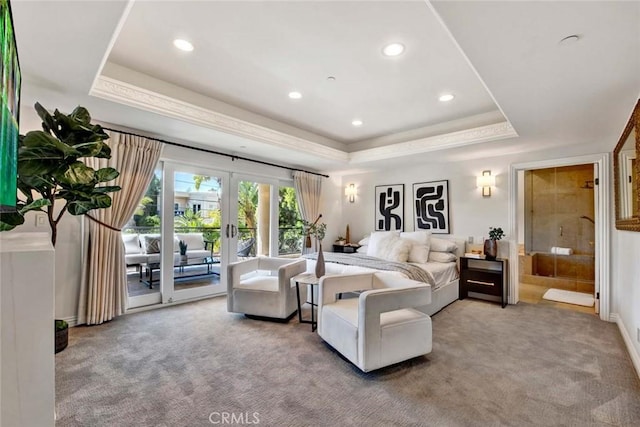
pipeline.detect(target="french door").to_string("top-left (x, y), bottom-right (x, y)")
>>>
top-left (127, 164), bottom-right (293, 309)
top-left (230, 173), bottom-right (280, 259)
top-left (158, 163), bottom-right (232, 304)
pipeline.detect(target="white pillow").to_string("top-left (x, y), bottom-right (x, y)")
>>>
top-left (122, 234), bottom-right (141, 254)
top-left (428, 251), bottom-right (457, 263)
top-left (358, 235), bottom-right (370, 246)
top-left (400, 230), bottom-right (431, 264)
top-left (176, 233), bottom-right (205, 251)
top-left (357, 245), bottom-right (368, 253)
top-left (430, 237), bottom-right (457, 253)
top-left (366, 231), bottom-right (400, 257)
top-left (370, 235), bottom-right (411, 262)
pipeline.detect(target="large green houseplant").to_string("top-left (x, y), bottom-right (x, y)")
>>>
top-left (0, 103), bottom-right (121, 245)
top-left (0, 103), bottom-right (121, 352)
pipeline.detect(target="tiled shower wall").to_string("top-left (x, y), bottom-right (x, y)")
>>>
top-left (524, 164), bottom-right (596, 257)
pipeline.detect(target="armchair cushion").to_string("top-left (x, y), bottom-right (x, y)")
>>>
top-left (235, 275), bottom-right (279, 292)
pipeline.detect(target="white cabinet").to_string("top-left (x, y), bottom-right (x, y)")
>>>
top-left (1, 232), bottom-right (55, 427)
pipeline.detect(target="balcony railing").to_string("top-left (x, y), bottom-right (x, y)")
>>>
top-left (122, 225), bottom-right (304, 257)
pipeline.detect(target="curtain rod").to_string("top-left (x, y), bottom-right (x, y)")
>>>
top-left (102, 127), bottom-right (330, 178)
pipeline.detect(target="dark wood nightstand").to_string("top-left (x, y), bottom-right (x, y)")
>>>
top-left (332, 244), bottom-right (359, 253)
top-left (459, 257), bottom-right (508, 308)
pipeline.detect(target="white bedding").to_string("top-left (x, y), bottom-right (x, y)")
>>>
top-left (305, 258), bottom-right (458, 288)
top-left (412, 261), bottom-right (459, 290)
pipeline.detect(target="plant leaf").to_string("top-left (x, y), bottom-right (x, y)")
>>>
top-left (21, 130), bottom-right (79, 158)
top-left (67, 194), bottom-right (112, 215)
top-left (69, 106), bottom-right (91, 125)
top-left (57, 161), bottom-right (96, 186)
top-left (19, 198), bottom-right (51, 213)
top-left (93, 185), bottom-right (121, 194)
top-left (34, 102), bottom-right (57, 136)
top-left (0, 211), bottom-right (25, 229)
top-left (95, 167), bottom-right (119, 182)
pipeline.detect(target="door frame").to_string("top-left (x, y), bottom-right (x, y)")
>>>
top-left (508, 153), bottom-right (610, 321)
top-left (160, 162), bottom-right (230, 304)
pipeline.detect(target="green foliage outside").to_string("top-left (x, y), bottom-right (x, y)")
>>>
top-left (128, 176), bottom-right (303, 254)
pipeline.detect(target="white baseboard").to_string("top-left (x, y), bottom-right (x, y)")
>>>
top-left (611, 313), bottom-right (640, 380)
top-left (60, 316), bottom-right (78, 328)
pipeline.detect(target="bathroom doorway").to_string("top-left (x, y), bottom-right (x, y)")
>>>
top-left (518, 164), bottom-right (597, 314)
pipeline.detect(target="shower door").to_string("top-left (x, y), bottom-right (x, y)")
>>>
top-left (524, 164), bottom-right (596, 293)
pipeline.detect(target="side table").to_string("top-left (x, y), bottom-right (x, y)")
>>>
top-left (459, 257), bottom-right (508, 308)
top-left (293, 272), bottom-right (321, 331)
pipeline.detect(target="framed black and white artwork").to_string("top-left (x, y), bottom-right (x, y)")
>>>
top-left (413, 180), bottom-right (449, 234)
top-left (374, 184), bottom-right (404, 231)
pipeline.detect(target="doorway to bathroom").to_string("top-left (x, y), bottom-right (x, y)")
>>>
top-left (518, 163), bottom-right (597, 314)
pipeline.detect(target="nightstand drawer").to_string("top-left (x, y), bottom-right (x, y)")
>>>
top-left (464, 270), bottom-right (502, 296)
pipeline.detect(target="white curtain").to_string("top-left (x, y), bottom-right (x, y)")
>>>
top-left (293, 171), bottom-right (323, 254)
top-left (77, 131), bottom-right (162, 325)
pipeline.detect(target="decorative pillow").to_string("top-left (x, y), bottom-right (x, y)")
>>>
top-left (428, 251), bottom-right (457, 263)
top-left (366, 231), bottom-right (400, 257)
top-left (368, 233), bottom-right (411, 262)
top-left (176, 233), bottom-right (204, 251)
top-left (357, 245), bottom-right (368, 254)
top-left (142, 235), bottom-right (161, 254)
top-left (122, 234), bottom-right (141, 255)
top-left (430, 237), bottom-right (457, 253)
top-left (358, 235), bottom-right (370, 246)
top-left (400, 230), bottom-right (431, 263)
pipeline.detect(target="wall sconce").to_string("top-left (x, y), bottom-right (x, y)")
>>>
top-left (345, 183), bottom-right (357, 203)
top-left (476, 170), bottom-right (495, 197)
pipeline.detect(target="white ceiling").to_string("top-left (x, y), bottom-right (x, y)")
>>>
top-left (11, 1), bottom-right (640, 174)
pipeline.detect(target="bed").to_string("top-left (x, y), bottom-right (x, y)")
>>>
top-left (304, 234), bottom-right (466, 316)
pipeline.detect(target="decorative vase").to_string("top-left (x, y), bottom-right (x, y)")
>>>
top-left (484, 239), bottom-right (498, 260)
top-left (315, 243), bottom-right (326, 278)
top-left (180, 254), bottom-right (188, 263)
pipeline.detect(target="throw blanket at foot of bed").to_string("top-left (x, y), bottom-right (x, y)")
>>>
top-left (303, 253), bottom-right (435, 286)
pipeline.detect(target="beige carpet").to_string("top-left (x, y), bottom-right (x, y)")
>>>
top-left (55, 297), bottom-right (640, 426)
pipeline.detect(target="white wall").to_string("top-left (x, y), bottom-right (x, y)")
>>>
top-left (612, 230), bottom-right (640, 374)
top-left (339, 159), bottom-right (510, 244)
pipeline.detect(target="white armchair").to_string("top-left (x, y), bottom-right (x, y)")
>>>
top-left (318, 272), bottom-right (432, 372)
top-left (227, 257), bottom-right (306, 320)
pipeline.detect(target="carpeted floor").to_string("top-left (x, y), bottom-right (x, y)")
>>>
top-left (55, 298), bottom-right (640, 426)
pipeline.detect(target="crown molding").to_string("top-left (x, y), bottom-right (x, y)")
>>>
top-left (90, 75), bottom-right (517, 166)
top-left (348, 121), bottom-right (518, 164)
top-left (90, 75), bottom-right (349, 162)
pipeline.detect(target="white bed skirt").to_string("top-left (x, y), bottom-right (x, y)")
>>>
top-left (416, 279), bottom-right (459, 316)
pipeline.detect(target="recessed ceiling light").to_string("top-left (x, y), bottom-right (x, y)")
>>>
top-left (559, 34), bottom-right (580, 45)
top-left (173, 39), bottom-right (194, 52)
top-left (352, 120), bottom-right (363, 127)
top-left (439, 94), bottom-right (455, 102)
top-left (382, 43), bottom-right (405, 57)
top-left (288, 91), bottom-right (302, 99)
top-left (327, 76), bottom-right (336, 81)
